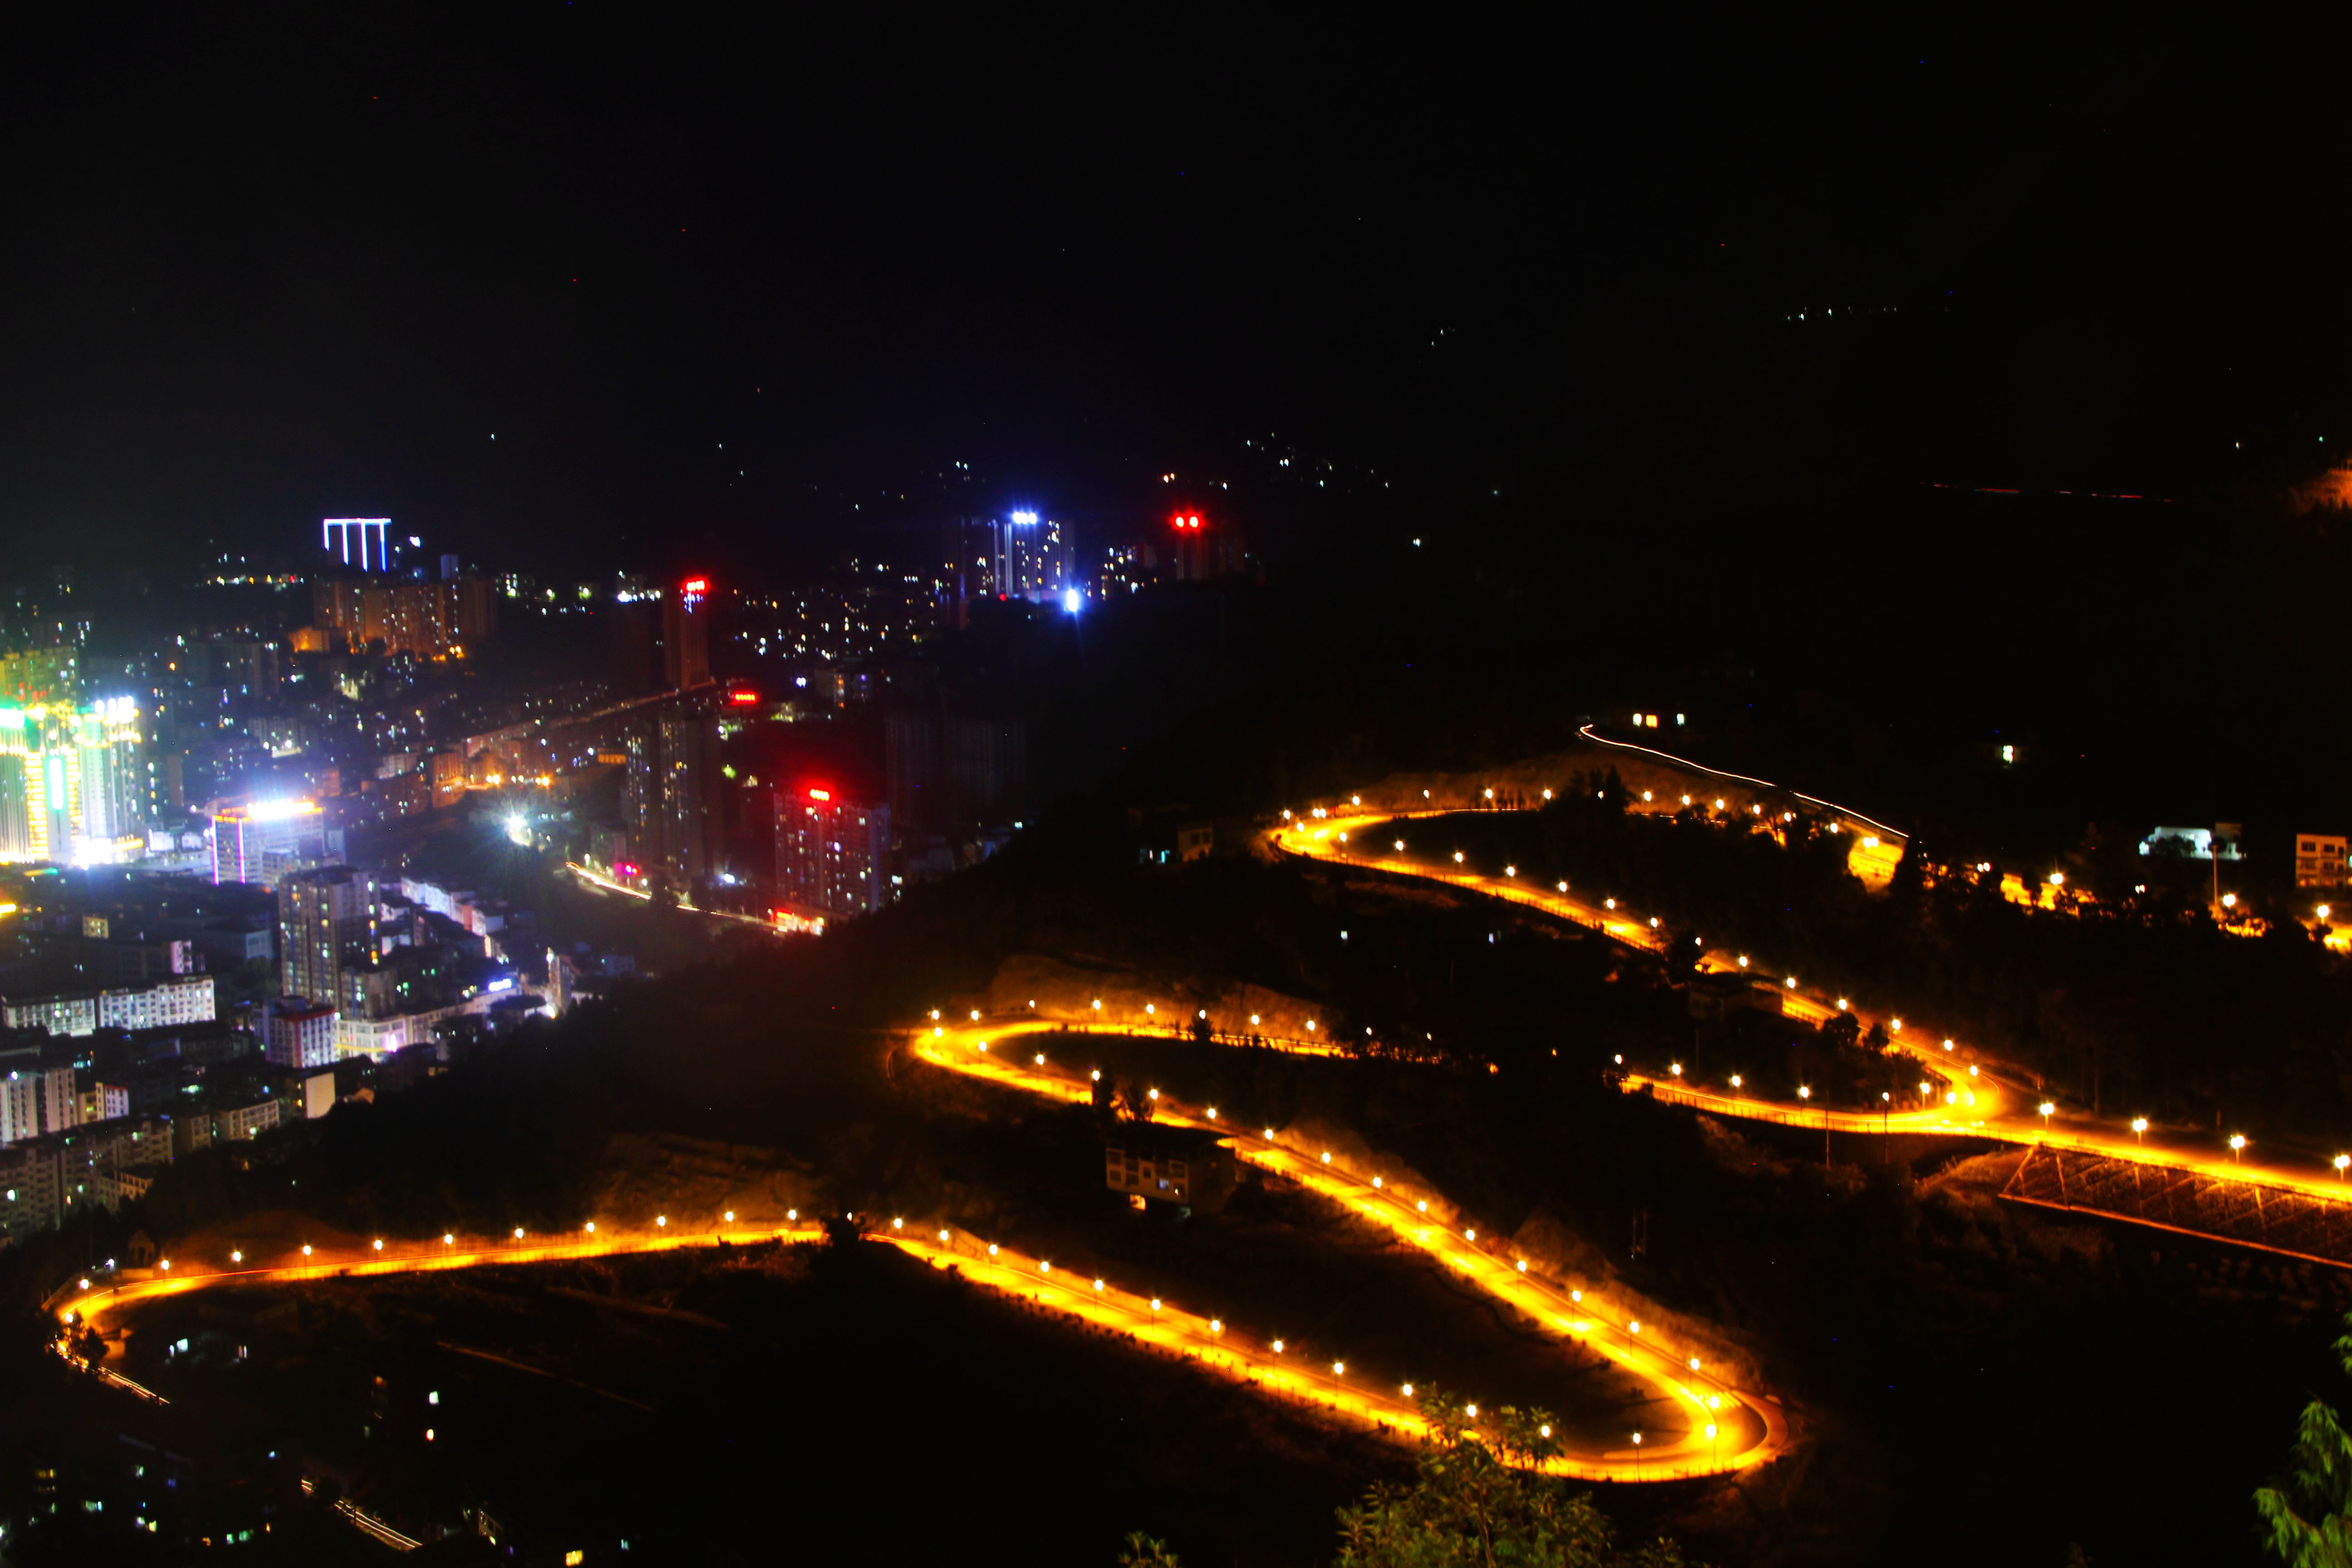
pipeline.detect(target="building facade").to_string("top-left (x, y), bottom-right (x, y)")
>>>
top-left (265, 1000), bottom-right (339, 1068)
top-left (2297, 833), bottom-right (2349, 888)
top-left (97, 975), bottom-right (216, 1032)
top-left (0, 696), bottom-right (143, 863)
top-left (1, 1060), bottom-right (77, 1145)
top-left (278, 865), bottom-right (382, 1001)
top-left (775, 789), bottom-right (891, 917)
top-left (2, 975), bottom-right (218, 1039)
top-left (211, 799), bottom-right (329, 885)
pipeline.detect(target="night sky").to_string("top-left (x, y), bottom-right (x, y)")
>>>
top-left (1, 15), bottom-right (2346, 576)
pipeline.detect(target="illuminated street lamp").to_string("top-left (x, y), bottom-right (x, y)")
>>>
top-left (2336, 1155), bottom-right (2349, 1185)
top-left (2132, 1117), bottom-right (2149, 1147)
top-left (2038, 1102), bottom-right (2055, 1137)
top-left (2230, 1134), bottom-right (2248, 1163)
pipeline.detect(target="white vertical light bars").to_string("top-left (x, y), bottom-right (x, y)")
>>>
top-left (322, 519), bottom-right (392, 571)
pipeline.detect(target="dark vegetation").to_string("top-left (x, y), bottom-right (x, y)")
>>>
top-left (87, 1242), bottom-right (1411, 1566)
top-left (1, 832), bottom-right (2338, 1562)
top-left (1425, 777), bottom-right (2352, 1142)
top-left (1329, 1389), bottom-right (1702, 1568)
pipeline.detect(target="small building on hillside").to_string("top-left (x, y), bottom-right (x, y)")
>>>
top-left (1686, 971), bottom-right (1782, 1022)
top-left (1104, 1124), bottom-right (1237, 1214)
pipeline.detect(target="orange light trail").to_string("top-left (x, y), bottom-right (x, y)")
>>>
top-left (51, 1208), bottom-right (1759, 1481)
top-left (1273, 791), bottom-right (2352, 1214)
top-left (910, 1019), bottom-right (1788, 1478)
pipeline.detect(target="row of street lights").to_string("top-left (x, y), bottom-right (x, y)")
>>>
top-left (1306, 799), bottom-right (2352, 1193)
top-left (923, 1012), bottom-right (1750, 1473)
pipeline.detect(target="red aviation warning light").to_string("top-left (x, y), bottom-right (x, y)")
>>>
top-left (1171, 513), bottom-right (1204, 530)
top-left (681, 576), bottom-right (709, 610)
top-left (808, 788), bottom-right (831, 802)
top-left (727, 686), bottom-right (759, 706)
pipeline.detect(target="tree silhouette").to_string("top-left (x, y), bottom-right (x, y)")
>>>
top-left (1332, 1386), bottom-right (1700, 1566)
top-left (1116, 1532), bottom-right (1183, 1567)
top-left (2257, 1311), bottom-right (2352, 1565)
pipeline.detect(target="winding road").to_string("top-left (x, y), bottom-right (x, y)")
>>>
top-left (1270, 733), bottom-right (2352, 1206)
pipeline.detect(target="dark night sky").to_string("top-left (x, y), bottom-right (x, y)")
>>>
top-left (2, 14), bottom-right (2347, 578)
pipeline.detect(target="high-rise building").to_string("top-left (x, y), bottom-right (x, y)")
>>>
top-left (277, 865), bottom-right (381, 1001)
top-left (608, 577), bottom-right (709, 695)
top-left (0, 1058), bottom-right (77, 1145)
top-left (619, 697), bottom-right (723, 890)
top-left (884, 712), bottom-right (942, 827)
top-left (265, 998), bottom-right (339, 1068)
top-left (990, 513), bottom-right (1074, 603)
top-left (311, 575), bottom-right (494, 659)
top-left (545, 949), bottom-right (575, 1019)
top-left (775, 789), bottom-right (891, 918)
top-left (656, 706), bottom-right (720, 887)
top-left (0, 647), bottom-right (78, 707)
top-left (947, 718), bottom-right (1025, 823)
top-left (0, 696), bottom-right (143, 864)
top-left (211, 799), bottom-right (328, 885)
top-left (457, 576), bottom-right (498, 645)
top-left (663, 577), bottom-right (712, 689)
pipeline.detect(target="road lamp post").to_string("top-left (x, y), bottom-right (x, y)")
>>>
top-left (2230, 1133), bottom-right (2248, 1165)
top-left (2335, 1154), bottom-right (2349, 1187)
top-left (2038, 1101), bottom-right (2055, 1140)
